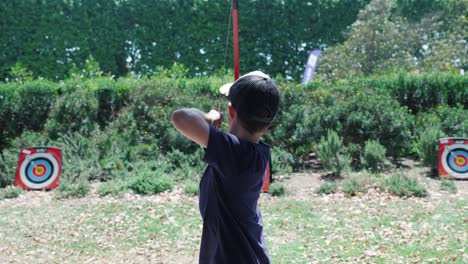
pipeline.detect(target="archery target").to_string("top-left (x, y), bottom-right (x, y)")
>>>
top-left (439, 138), bottom-right (468, 179)
top-left (441, 146), bottom-right (468, 178)
top-left (15, 147), bottom-right (62, 190)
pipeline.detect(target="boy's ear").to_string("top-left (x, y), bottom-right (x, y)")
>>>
top-left (228, 102), bottom-right (236, 121)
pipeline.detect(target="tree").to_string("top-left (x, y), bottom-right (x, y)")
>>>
top-left (317, 0), bottom-right (467, 81)
top-left (317, 0), bottom-right (416, 80)
top-left (418, 0), bottom-right (467, 72)
top-left (0, 0), bottom-right (369, 81)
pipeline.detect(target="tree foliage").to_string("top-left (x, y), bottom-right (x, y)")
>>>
top-left (317, 0), bottom-right (467, 80)
top-left (1, 0), bottom-right (464, 82)
top-left (0, 0), bottom-right (369, 81)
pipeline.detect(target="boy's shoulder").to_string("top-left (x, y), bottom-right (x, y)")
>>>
top-left (211, 126), bottom-right (270, 154)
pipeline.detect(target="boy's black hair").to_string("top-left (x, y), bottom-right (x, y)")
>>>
top-left (224, 71), bottom-right (280, 134)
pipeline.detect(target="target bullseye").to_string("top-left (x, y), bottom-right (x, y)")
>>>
top-left (33, 165), bottom-right (46, 176)
top-left (454, 155), bottom-right (467, 167)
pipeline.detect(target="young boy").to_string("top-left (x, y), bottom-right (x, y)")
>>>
top-left (171, 71), bottom-right (280, 264)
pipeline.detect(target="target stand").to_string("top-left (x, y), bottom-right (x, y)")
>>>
top-left (438, 138), bottom-right (468, 180)
top-left (261, 159), bottom-right (273, 192)
top-left (14, 147), bottom-right (62, 190)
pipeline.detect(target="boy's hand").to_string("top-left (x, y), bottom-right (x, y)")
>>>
top-left (171, 108), bottom-right (224, 148)
top-left (206, 110), bottom-right (224, 129)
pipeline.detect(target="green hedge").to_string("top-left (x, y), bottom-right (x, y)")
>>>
top-left (363, 73), bottom-right (468, 113)
top-left (271, 82), bottom-right (413, 162)
top-left (0, 73), bottom-right (466, 188)
top-left (0, 80), bottom-right (59, 149)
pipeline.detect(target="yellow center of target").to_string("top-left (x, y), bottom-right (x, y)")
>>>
top-left (455, 156), bottom-right (466, 166)
top-left (34, 166), bottom-right (45, 176)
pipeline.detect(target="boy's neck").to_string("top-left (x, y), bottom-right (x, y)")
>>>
top-left (228, 122), bottom-right (261, 144)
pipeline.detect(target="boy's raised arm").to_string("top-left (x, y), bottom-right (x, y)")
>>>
top-left (171, 108), bottom-right (223, 148)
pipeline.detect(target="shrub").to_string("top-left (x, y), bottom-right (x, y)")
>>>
top-left (101, 163), bottom-right (132, 182)
top-left (10, 131), bottom-right (49, 148)
top-left (270, 147), bottom-right (295, 174)
top-left (335, 89), bottom-right (412, 160)
top-left (342, 172), bottom-right (377, 196)
top-left (98, 110), bottom-right (141, 162)
top-left (126, 79), bottom-right (214, 153)
top-left (360, 140), bottom-right (387, 172)
top-left (382, 173), bottom-right (428, 197)
top-left (166, 149), bottom-right (201, 171)
top-left (273, 84), bottom-right (413, 163)
top-left (415, 104), bottom-right (468, 138)
top-left (434, 104), bottom-right (468, 137)
top-left (97, 181), bottom-right (128, 197)
top-left (439, 178), bottom-right (457, 194)
top-left (183, 180), bottom-right (199, 196)
top-left (270, 93), bottom-right (340, 159)
top-left (346, 143), bottom-right (361, 168)
top-left (317, 182), bottom-right (338, 195)
top-left (160, 148), bottom-right (204, 182)
top-left (45, 89), bottom-right (98, 139)
top-left (0, 185), bottom-right (23, 200)
top-left (128, 170), bottom-right (174, 195)
top-left (56, 133), bottom-right (103, 181)
top-left (269, 182), bottom-right (286, 197)
top-left (0, 149), bottom-right (19, 187)
top-left (61, 158), bottom-right (103, 183)
top-left (57, 178), bottom-right (90, 199)
top-left (317, 130), bottom-right (351, 177)
top-left (415, 127), bottom-right (445, 170)
top-left (172, 166), bottom-right (204, 183)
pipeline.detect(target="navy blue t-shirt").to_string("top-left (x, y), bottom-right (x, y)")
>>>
top-left (199, 125), bottom-right (271, 264)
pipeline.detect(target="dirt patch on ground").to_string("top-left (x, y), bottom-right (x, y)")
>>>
top-left (400, 159), bottom-right (468, 197)
top-left (279, 159), bottom-right (468, 199)
top-left (276, 172), bottom-right (322, 198)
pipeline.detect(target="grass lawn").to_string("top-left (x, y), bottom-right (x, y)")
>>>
top-left (0, 181), bottom-right (466, 263)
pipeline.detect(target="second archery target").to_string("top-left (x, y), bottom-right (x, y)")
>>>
top-left (15, 147), bottom-right (62, 190)
top-left (438, 138), bottom-right (468, 179)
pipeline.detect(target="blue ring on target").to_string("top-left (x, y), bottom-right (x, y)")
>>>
top-left (25, 158), bottom-right (54, 184)
top-left (446, 149), bottom-right (468, 173)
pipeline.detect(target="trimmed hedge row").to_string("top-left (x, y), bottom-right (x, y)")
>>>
top-left (362, 73), bottom-right (468, 113)
top-left (0, 73), bottom-right (466, 187)
top-left (0, 76), bottom-right (224, 150)
top-left (0, 81), bottom-right (59, 148)
top-left (1, 73), bottom-right (466, 154)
